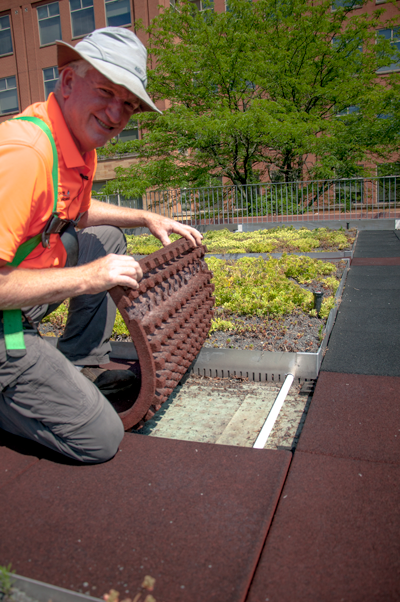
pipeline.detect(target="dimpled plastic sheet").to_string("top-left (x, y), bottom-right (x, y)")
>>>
top-left (110, 238), bottom-right (214, 430)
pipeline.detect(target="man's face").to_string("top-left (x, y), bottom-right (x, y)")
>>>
top-left (60, 67), bottom-right (141, 154)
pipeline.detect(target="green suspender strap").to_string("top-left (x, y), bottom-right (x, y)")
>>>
top-left (3, 116), bottom-right (58, 357)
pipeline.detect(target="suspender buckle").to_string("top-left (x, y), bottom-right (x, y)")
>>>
top-left (41, 214), bottom-right (71, 248)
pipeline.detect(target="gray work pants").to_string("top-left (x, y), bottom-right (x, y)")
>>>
top-left (0, 226), bottom-right (127, 463)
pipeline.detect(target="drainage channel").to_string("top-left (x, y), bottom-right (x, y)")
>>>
top-left (7, 574), bottom-right (103, 602)
top-left (134, 372), bottom-right (312, 452)
top-left (253, 374), bottom-right (295, 449)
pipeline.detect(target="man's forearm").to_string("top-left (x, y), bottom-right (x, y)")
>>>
top-left (0, 254), bottom-right (143, 310)
top-left (79, 199), bottom-right (203, 248)
top-left (0, 265), bottom-right (89, 310)
top-left (78, 199), bottom-right (149, 229)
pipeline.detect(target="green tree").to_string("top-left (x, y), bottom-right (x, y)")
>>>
top-left (102, 0), bottom-right (400, 197)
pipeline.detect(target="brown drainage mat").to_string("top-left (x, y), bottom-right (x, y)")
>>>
top-left (109, 238), bottom-right (214, 430)
top-left (0, 433), bottom-right (291, 602)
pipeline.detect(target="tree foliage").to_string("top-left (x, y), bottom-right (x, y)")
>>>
top-left (101, 0), bottom-right (400, 195)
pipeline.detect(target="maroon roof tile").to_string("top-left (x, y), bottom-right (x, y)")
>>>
top-left (248, 451), bottom-right (400, 602)
top-left (297, 372), bottom-right (400, 464)
top-left (0, 433), bottom-right (291, 602)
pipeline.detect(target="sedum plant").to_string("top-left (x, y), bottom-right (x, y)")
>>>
top-left (125, 227), bottom-right (355, 256)
top-left (206, 255), bottom-right (338, 322)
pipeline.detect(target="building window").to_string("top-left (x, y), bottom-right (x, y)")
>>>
top-left (91, 180), bottom-right (107, 198)
top-left (0, 76), bottom-right (19, 116)
top-left (377, 162), bottom-right (400, 177)
top-left (170, 0), bottom-right (213, 10)
top-left (332, 35), bottom-right (363, 55)
top-left (69, 0), bottom-right (95, 38)
top-left (0, 15), bottom-right (13, 57)
top-left (191, 0), bottom-right (214, 11)
top-left (91, 181), bottom-right (142, 209)
top-left (119, 120), bottom-right (139, 141)
top-left (43, 66), bottom-right (59, 99)
top-left (105, 0), bottom-right (131, 27)
top-left (332, 0), bottom-right (362, 9)
top-left (337, 105), bottom-right (360, 116)
top-left (377, 28), bottom-right (400, 72)
top-left (37, 2), bottom-right (61, 46)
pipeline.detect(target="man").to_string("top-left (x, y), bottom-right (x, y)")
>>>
top-left (0, 27), bottom-right (202, 463)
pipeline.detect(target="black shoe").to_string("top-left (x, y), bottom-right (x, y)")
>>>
top-left (81, 366), bottom-right (141, 396)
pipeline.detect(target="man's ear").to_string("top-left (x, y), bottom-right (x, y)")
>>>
top-left (59, 67), bottom-right (75, 99)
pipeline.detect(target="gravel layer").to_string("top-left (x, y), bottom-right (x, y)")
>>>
top-left (204, 311), bottom-right (324, 353)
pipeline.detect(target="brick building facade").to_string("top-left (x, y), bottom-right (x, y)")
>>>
top-left (0, 0), bottom-right (166, 117)
top-left (0, 0), bottom-right (398, 192)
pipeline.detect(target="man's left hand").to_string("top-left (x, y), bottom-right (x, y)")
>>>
top-left (145, 213), bottom-right (203, 247)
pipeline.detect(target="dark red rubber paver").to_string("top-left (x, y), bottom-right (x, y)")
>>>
top-left (247, 452), bottom-right (400, 602)
top-left (0, 431), bottom-right (41, 490)
top-left (352, 257), bottom-right (400, 266)
top-left (297, 372), bottom-right (400, 464)
top-left (0, 433), bottom-right (291, 602)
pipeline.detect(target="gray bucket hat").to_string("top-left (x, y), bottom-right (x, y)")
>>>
top-left (57, 27), bottom-right (161, 114)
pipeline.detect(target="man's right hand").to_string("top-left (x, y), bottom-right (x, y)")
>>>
top-left (81, 254), bottom-right (143, 294)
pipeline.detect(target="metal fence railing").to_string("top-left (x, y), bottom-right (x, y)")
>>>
top-left (92, 192), bottom-right (143, 210)
top-left (96, 176), bottom-right (400, 226)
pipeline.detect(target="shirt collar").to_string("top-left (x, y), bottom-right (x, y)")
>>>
top-left (46, 93), bottom-right (93, 169)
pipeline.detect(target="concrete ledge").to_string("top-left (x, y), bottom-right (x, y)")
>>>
top-left (238, 219), bottom-right (397, 232)
top-left (12, 574), bottom-right (102, 602)
top-left (133, 250), bottom-right (354, 262)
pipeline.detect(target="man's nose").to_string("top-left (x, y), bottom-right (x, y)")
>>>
top-left (105, 98), bottom-right (125, 124)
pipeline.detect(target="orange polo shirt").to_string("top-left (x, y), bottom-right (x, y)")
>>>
top-left (0, 93), bottom-right (96, 269)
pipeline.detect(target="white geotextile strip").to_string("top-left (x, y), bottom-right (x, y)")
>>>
top-left (253, 373), bottom-right (295, 449)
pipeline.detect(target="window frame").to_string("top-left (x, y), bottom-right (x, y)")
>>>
top-left (376, 27), bottom-right (400, 73)
top-left (104, 0), bottom-right (132, 28)
top-left (69, 0), bottom-right (95, 40)
top-left (336, 105), bottom-right (360, 117)
top-left (0, 75), bottom-right (19, 116)
top-left (191, 0), bottom-right (214, 12)
top-left (36, 1), bottom-right (62, 47)
top-left (0, 14), bottom-right (13, 58)
top-left (43, 66), bottom-right (59, 99)
top-left (331, 0), bottom-right (363, 11)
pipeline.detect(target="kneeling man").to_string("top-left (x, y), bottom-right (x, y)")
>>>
top-left (0, 27), bottom-right (201, 463)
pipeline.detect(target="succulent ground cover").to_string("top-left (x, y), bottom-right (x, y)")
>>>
top-left (126, 226), bottom-right (356, 256)
top-left (204, 256), bottom-right (346, 353)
